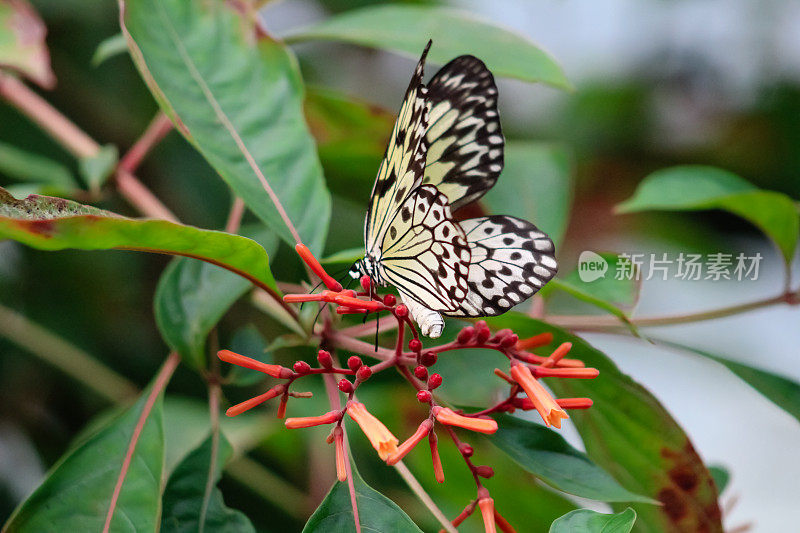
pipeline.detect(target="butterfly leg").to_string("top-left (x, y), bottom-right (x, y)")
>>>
top-left (399, 290), bottom-right (444, 338)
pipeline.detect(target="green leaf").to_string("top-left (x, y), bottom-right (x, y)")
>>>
top-left (285, 5), bottom-right (571, 90)
top-left (616, 165), bottom-right (800, 264)
top-left (708, 465), bottom-right (729, 494)
top-left (491, 414), bottom-right (653, 503)
top-left (306, 87), bottom-right (395, 203)
top-left (550, 508), bottom-right (637, 533)
top-left (486, 314), bottom-right (723, 533)
top-left (0, 141), bottom-right (76, 193)
top-left (163, 396), bottom-right (274, 476)
top-left (0, 0), bottom-right (55, 88)
top-left (122, 0), bottom-right (331, 252)
top-left (320, 246), bottom-right (365, 265)
top-left (658, 340), bottom-right (800, 425)
top-left (0, 187), bottom-right (277, 291)
top-left (155, 257), bottom-right (250, 369)
top-left (92, 33), bottom-right (127, 66)
top-left (161, 432), bottom-right (255, 533)
top-left (78, 144), bottom-right (118, 191)
top-left (5, 377), bottom-right (165, 531)
top-left (485, 142), bottom-right (573, 248)
top-left (225, 324), bottom-right (272, 387)
top-left (303, 464), bottom-right (422, 533)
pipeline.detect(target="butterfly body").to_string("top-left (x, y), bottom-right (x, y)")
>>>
top-left (351, 41), bottom-right (557, 338)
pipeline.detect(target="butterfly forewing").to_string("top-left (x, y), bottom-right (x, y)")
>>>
top-left (422, 55), bottom-right (504, 211)
top-left (365, 42), bottom-right (432, 253)
top-left (380, 185), bottom-right (470, 312)
top-left (448, 216), bottom-right (557, 317)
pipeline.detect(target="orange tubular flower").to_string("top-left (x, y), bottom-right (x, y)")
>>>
top-left (510, 364), bottom-right (569, 429)
top-left (478, 498), bottom-right (497, 533)
top-left (285, 410), bottom-right (340, 429)
top-left (347, 401), bottom-right (399, 461)
top-left (226, 384), bottom-right (285, 417)
top-left (387, 419), bottom-right (433, 465)
top-left (217, 350), bottom-right (293, 379)
top-left (295, 243), bottom-right (342, 291)
top-left (432, 407), bottom-right (498, 434)
top-left (332, 426), bottom-right (347, 482)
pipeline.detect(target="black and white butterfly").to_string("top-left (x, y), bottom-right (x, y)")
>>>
top-left (349, 41), bottom-right (557, 338)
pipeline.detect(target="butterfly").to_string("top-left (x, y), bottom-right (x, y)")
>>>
top-left (349, 40), bottom-right (558, 338)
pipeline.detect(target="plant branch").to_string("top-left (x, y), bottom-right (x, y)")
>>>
top-left (118, 111), bottom-right (173, 173)
top-left (0, 73), bottom-right (97, 158)
top-left (393, 461), bottom-right (457, 533)
top-left (226, 455), bottom-right (311, 519)
top-left (0, 303), bottom-right (137, 402)
top-left (545, 291), bottom-right (797, 331)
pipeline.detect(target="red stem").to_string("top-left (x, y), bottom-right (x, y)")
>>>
top-left (103, 352), bottom-right (180, 533)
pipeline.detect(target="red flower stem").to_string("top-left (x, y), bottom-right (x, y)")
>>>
top-left (103, 352), bottom-right (180, 533)
top-left (494, 508), bottom-right (517, 533)
top-left (443, 499), bottom-right (478, 532)
top-left (118, 111), bottom-right (173, 173)
top-left (295, 244), bottom-right (342, 291)
top-left (225, 197), bottom-right (246, 234)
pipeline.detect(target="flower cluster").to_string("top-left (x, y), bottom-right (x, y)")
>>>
top-left (217, 243), bottom-right (599, 533)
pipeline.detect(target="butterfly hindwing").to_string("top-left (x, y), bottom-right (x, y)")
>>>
top-left (423, 55), bottom-right (504, 210)
top-left (365, 42), bottom-right (432, 253)
top-left (379, 185), bottom-right (470, 313)
top-left (448, 216), bottom-right (557, 317)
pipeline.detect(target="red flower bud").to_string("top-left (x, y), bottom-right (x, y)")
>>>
top-left (416, 390), bottom-right (432, 403)
top-left (460, 444), bottom-right (474, 457)
top-left (356, 365), bottom-right (373, 381)
top-left (476, 326), bottom-right (491, 344)
top-left (427, 373), bottom-right (443, 390)
top-left (420, 351), bottom-right (437, 367)
top-left (500, 333), bottom-right (519, 348)
top-left (360, 275), bottom-right (372, 292)
top-left (293, 360), bottom-right (311, 374)
top-left (342, 289), bottom-right (357, 298)
top-left (383, 294), bottom-right (396, 306)
top-left (317, 349), bottom-right (332, 368)
top-left (395, 304), bottom-right (408, 317)
top-left (475, 320), bottom-right (487, 330)
top-left (347, 356), bottom-right (363, 371)
top-left (414, 365), bottom-right (428, 380)
top-left (457, 326), bottom-right (475, 344)
top-left (409, 339), bottom-right (422, 352)
top-left (475, 465), bottom-right (495, 478)
top-left (338, 378), bottom-right (354, 394)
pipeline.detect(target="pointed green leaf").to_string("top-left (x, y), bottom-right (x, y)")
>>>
top-left (92, 33), bottom-right (128, 66)
top-left (5, 379), bottom-right (165, 531)
top-left (491, 414), bottom-right (654, 503)
top-left (0, 187), bottom-right (277, 291)
top-left (708, 465), bottom-right (729, 494)
top-left (658, 340), bottom-right (800, 425)
top-left (487, 314), bottom-right (723, 533)
top-left (78, 144), bottom-right (118, 191)
top-left (303, 464), bottom-right (422, 533)
top-left (0, 141), bottom-right (76, 193)
top-left (121, 0), bottom-right (331, 252)
top-left (161, 432), bottom-right (255, 533)
top-left (154, 228), bottom-right (277, 369)
top-left (616, 166), bottom-right (799, 263)
top-left (550, 508), bottom-right (636, 533)
top-left (0, 0), bottom-right (55, 88)
top-left (285, 5), bottom-right (571, 90)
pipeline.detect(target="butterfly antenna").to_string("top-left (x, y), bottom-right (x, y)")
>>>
top-left (310, 302), bottom-right (328, 333)
top-left (300, 278), bottom-right (327, 311)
